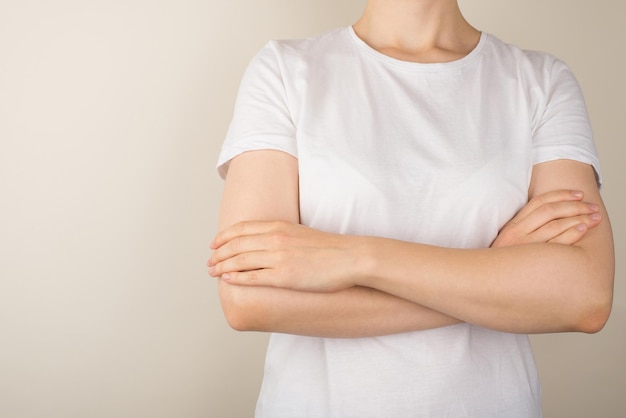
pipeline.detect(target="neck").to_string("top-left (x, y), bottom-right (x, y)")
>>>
top-left (353, 0), bottom-right (480, 63)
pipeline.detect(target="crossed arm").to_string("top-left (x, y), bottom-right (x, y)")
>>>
top-left (209, 150), bottom-right (614, 337)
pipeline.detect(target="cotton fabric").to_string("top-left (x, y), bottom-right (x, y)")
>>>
top-left (217, 27), bottom-right (600, 417)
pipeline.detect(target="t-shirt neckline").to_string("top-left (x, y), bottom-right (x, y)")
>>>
top-left (346, 26), bottom-right (486, 71)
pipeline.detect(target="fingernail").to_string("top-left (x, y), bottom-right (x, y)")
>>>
top-left (591, 213), bottom-right (602, 222)
top-left (576, 224), bottom-right (587, 232)
top-left (221, 273), bottom-right (231, 282)
top-left (588, 203), bottom-right (599, 211)
top-left (208, 266), bottom-right (216, 276)
top-left (571, 190), bottom-right (583, 198)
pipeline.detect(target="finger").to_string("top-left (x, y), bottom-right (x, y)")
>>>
top-left (219, 268), bottom-right (275, 287)
top-left (211, 220), bottom-right (285, 249)
top-left (210, 249), bottom-right (281, 279)
top-left (515, 200), bottom-right (599, 234)
top-left (209, 227), bottom-right (292, 267)
top-left (528, 212), bottom-right (602, 244)
top-left (210, 221), bottom-right (264, 250)
top-left (210, 234), bottom-right (264, 266)
top-left (220, 266), bottom-right (287, 288)
top-left (548, 223), bottom-right (588, 245)
top-left (546, 212), bottom-right (602, 245)
top-left (510, 190), bottom-right (584, 224)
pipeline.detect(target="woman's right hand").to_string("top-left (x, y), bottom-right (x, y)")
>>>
top-left (491, 190), bottom-right (602, 248)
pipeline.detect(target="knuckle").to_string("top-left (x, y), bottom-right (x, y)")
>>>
top-left (234, 220), bottom-right (254, 237)
top-left (270, 221), bottom-right (286, 230)
top-left (235, 253), bottom-right (248, 267)
top-left (500, 223), bottom-right (519, 237)
top-left (527, 196), bottom-right (541, 206)
top-left (537, 201), bottom-right (557, 216)
top-left (229, 237), bottom-right (241, 253)
top-left (526, 196), bottom-right (543, 209)
top-left (230, 238), bottom-right (244, 254)
top-left (247, 269), bottom-right (260, 283)
top-left (542, 219), bottom-right (559, 232)
top-left (238, 221), bottom-right (251, 234)
top-left (271, 232), bottom-right (289, 248)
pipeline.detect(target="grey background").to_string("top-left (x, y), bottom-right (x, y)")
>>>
top-left (0, 0), bottom-right (624, 417)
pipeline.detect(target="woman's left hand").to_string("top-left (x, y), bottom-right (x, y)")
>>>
top-left (208, 221), bottom-right (360, 292)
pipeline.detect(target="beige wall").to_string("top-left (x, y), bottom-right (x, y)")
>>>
top-left (0, 0), bottom-right (623, 417)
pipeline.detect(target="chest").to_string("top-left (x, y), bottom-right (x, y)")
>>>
top-left (293, 68), bottom-right (534, 247)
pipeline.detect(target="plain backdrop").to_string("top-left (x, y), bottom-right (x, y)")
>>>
top-left (0, 0), bottom-right (624, 417)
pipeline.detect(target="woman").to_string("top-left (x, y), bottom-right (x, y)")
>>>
top-left (209, 0), bottom-right (614, 416)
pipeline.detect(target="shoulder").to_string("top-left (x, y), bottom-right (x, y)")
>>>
top-left (268, 27), bottom-right (351, 56)
top-left (482, 33), bottom-right (557, 65)
top-left (249, 27), bottom-right (353, 72)
top-left (481, 34), bottom-right (575, 85)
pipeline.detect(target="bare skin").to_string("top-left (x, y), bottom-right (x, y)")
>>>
top-left (209, 153), bottom-right (612, 337)
top-left (353, 0), bottom-right (481, 63)
top-left (209, 0), bottom-right (614, 337)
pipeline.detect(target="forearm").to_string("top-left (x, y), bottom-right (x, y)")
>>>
top-left (358, 237), bottom-right (613, 334)
top-left (212, 155), bottom-right (614, 336)
top-left (218, 280), bottom-right (461, 338)
top-left (353, 162), bottom-right (614, 335)
top-left (212, 207), bottom-right (613, 336)
top-left (214, 151), bottom-right (460, 337)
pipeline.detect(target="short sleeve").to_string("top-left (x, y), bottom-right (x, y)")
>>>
top-left (217, 42), bottom-right (297, 179)
top-left (532, 58), bottom-right (602, 186)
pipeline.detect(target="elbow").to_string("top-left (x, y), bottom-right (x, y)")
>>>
top-left (221, 302), bottom-right (252, 332)
top-left (224, 310), bottom-right (254, 333)
top-left (568, 248), bottom-right (615, 334)
top-left (575, 301), bottom-right (612, 334)
top-left (218, 281), bottom-right (262, 332)
top-left (572, 280), bottom-right (614, 334)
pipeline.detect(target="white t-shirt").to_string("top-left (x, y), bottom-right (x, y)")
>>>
top-left (217, 27), bottom-right (601, 418)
